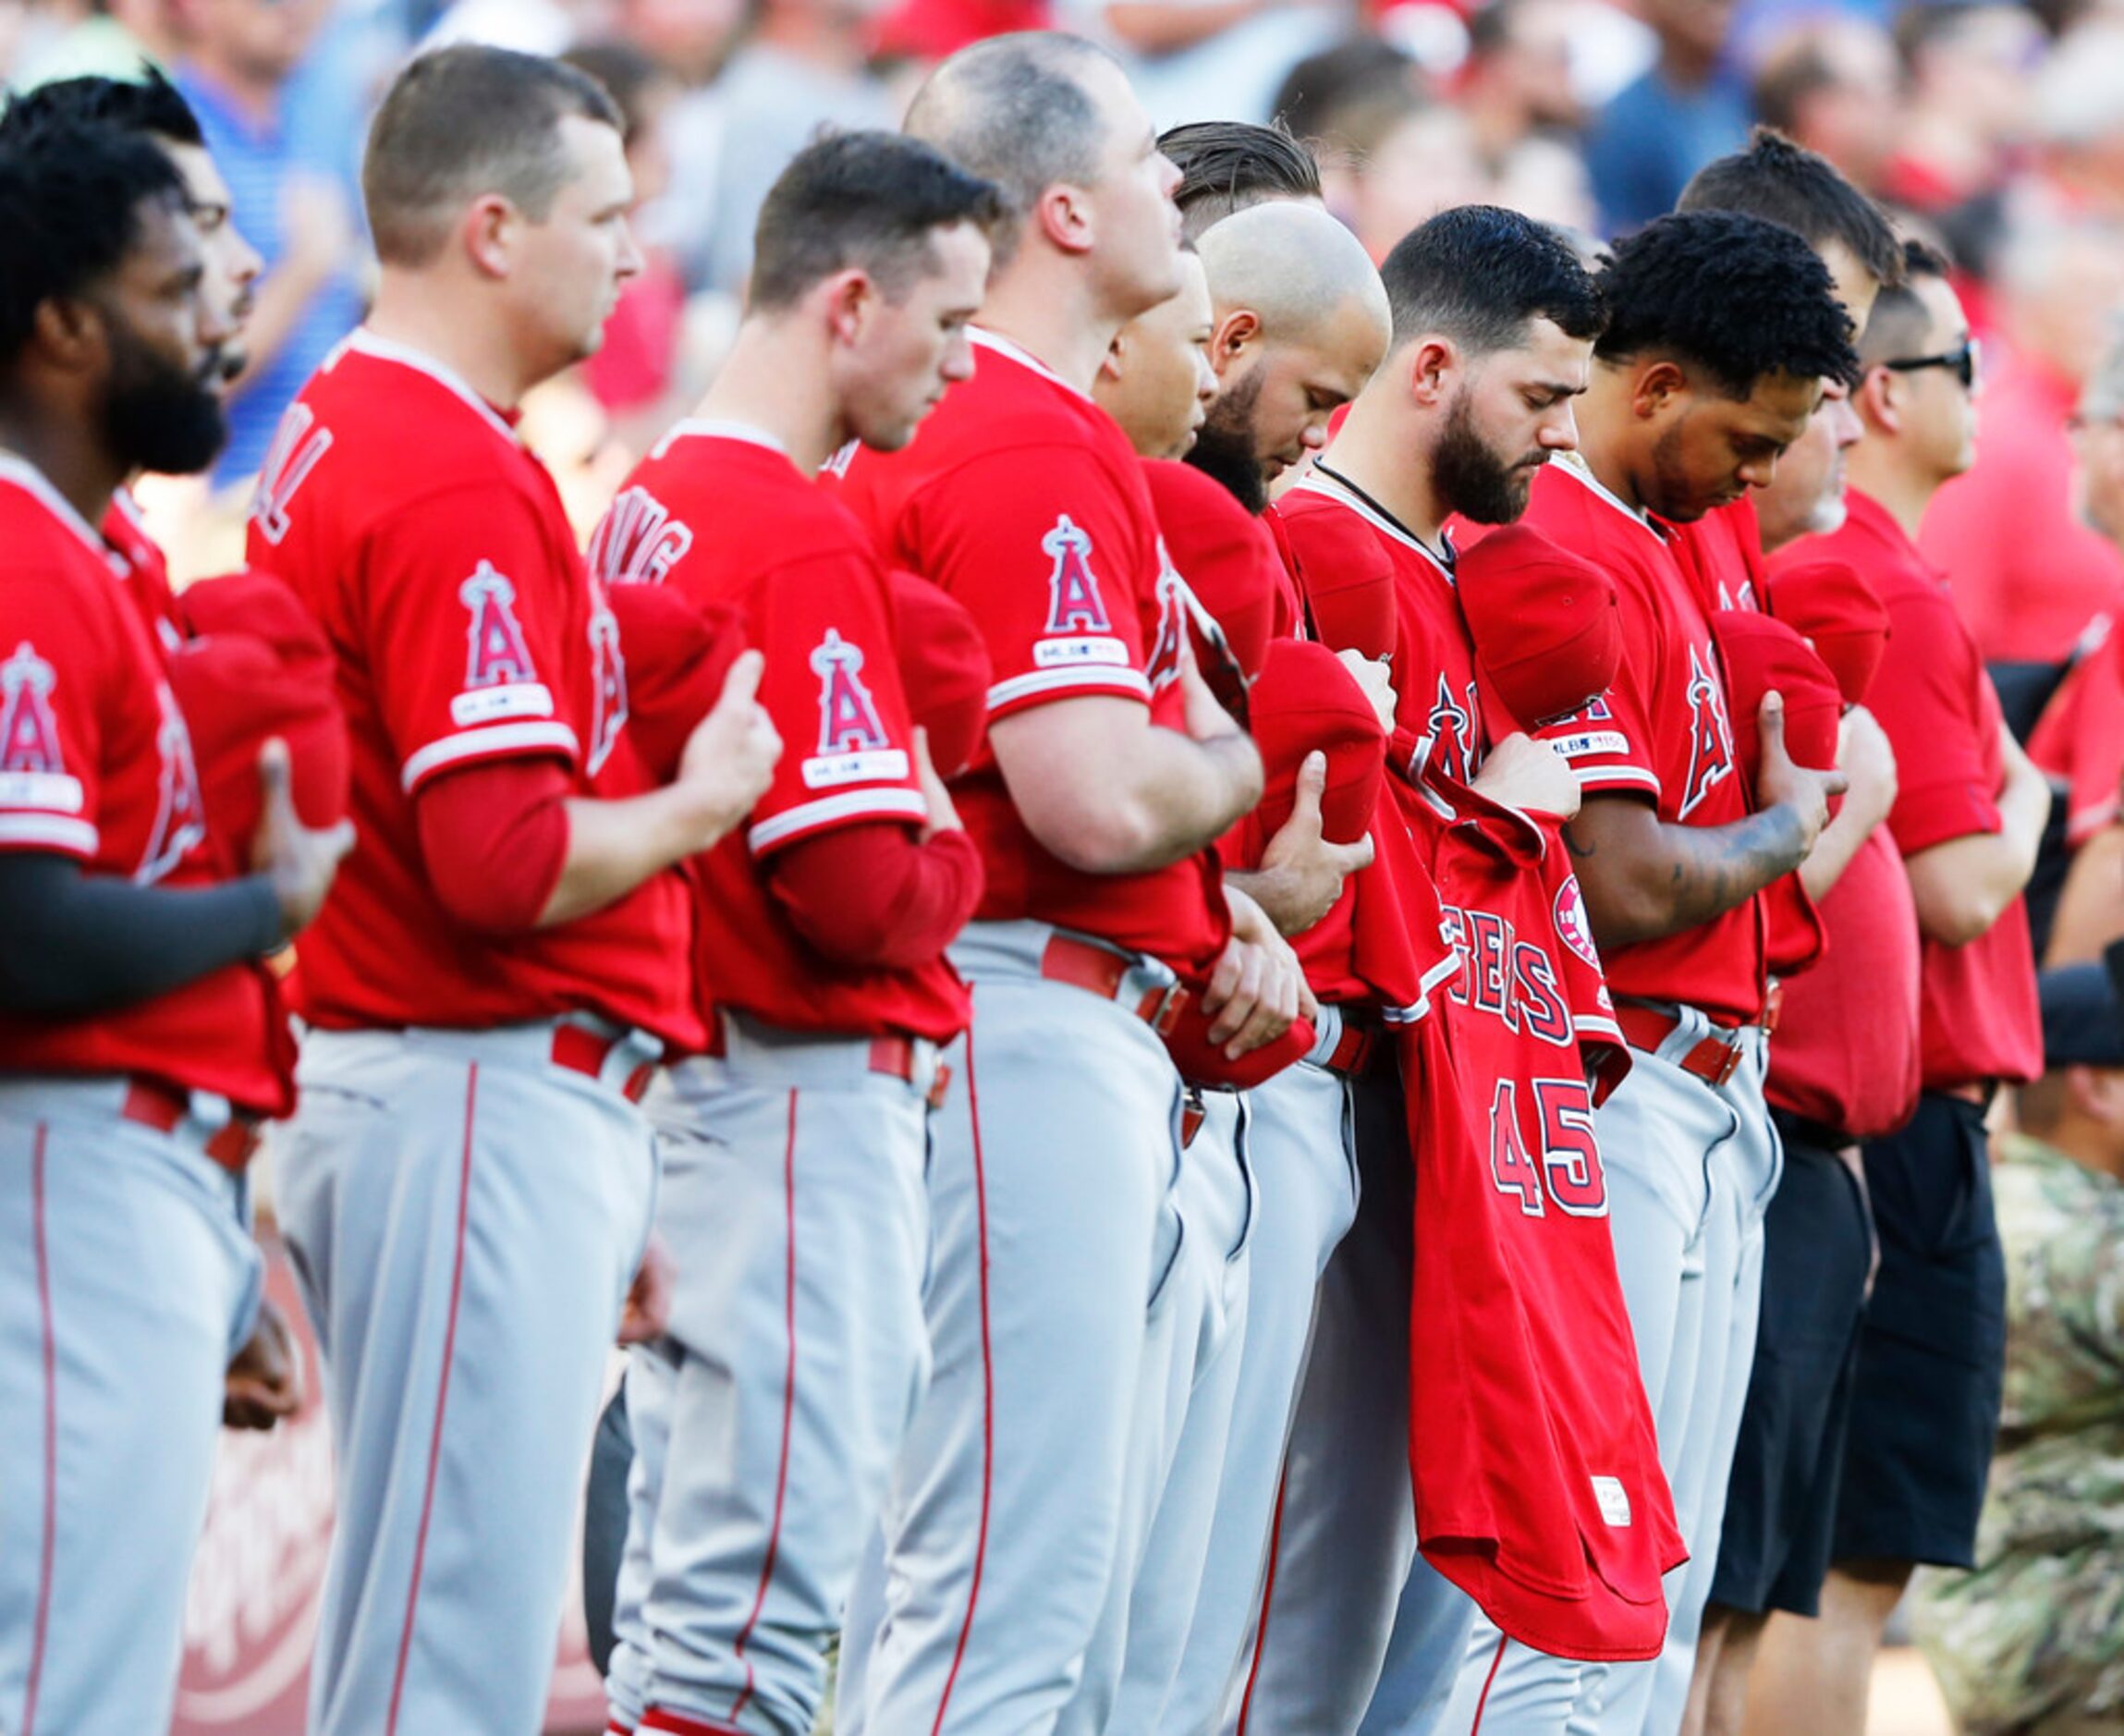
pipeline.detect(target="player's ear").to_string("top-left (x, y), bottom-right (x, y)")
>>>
top-left (1214, 309), bottom-right (1260, 363)
top-left (461, 194), bottom-right (519, 280)
top-left (820, 269), bottom-right (875, 346)
top-left (1100, 330), bottom-right (1129, 383)
top-left (1858, 364), bottom-right (1900, 438)
top-left (1405, 336), bottom-right (1454, 408)
top-left (1034, 181), bottom-right (1094, 258)
top-left (1630, 359), bottom-right (1687, 421)
top-left (31, 295), bottom-right (104, 375)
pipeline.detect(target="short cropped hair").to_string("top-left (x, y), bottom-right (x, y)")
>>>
top-left (362, 45), bottom-right (623, 268)
top-left (902, 32), bottom-right (1113, 264)
top-left (1595, 209), bottom-right (1861, 396)
top-left (0, 67), bottom-right (203, 150)
top-left (0, 121), bottom-right (187, 366)
top-left (1160, 120), bottom-right (1321, 238)
top-left (1678, 127), bottom-right (1905, 291)
top-left (1857, 237), bottom-right (1953, 367)
top-left (1379, 203), bottom-right (1604, 353)
top-left (750, 130), bottom-right (1005, 312)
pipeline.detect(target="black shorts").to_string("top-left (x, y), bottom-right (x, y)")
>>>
top-left (1832, 1090), bottom-right (2008, 1571)
top-left (1710, 1119), bottom-right (1872, 1616)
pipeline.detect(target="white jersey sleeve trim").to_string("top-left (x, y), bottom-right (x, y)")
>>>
top-left (748, 788), bottom-right (930, 854)
top-left (1571, 764), bottom-right (1662, 794)
top-left (0, 813), bottom-right (98, 854)
top-left (986, 665), bottom-right (1152, 712)
top-left (1575, 1012), bottom-right (1626, 1045)
top-left (400, 720), bottom-right (581, 791)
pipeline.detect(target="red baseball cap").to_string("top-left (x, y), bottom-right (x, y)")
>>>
top-left (1247, 638), bottom-right (1388, 850)
top-left (1711, 611), bottom-right (1842, 790)
top-left (166, 571), bottom-right (349, 849)
top-left (1163, 1002), bottom-right (1318, 1091)
top-left (886, 569), bottom-right (993, 780)
top-left (1267, 500), bottom-right (1398, 661)
top-left (1763, 557), bottom-right (1890, 708)
top-left (1457, 525), bottom-right (1623, 730)
top-left (603, 583), bottom-right (745, 784)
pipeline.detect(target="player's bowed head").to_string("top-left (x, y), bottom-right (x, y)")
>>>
top-left (360, 44), bottom-right (646, 405)
top-left (726, 129), bottom-right (1005, 472)
top-left (903, 31), bottom-right (1188, 395)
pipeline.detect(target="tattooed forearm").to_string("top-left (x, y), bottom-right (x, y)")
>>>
top-left (1568, 795), bottom-right (1809, 949)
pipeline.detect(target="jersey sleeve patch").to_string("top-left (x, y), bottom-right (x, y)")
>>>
top-left (0, 640), bottom-right (95, 855)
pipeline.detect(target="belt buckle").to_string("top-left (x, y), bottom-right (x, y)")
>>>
top-left (1126, 955), bottom-right (1187, 1036)
top-left (1708, 1036), bottom-right (1743, 1088)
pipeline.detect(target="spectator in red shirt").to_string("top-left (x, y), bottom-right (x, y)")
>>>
top-left (1917, 213), bottom-right (2124, 680)
top-left (1752, 238), bottom-right (2048, 1736)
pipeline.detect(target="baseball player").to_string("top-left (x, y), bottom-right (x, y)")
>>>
top-left (828, 32), bottom-right (1307, 1734)
top-left (0, 69), bottom-right (264, 642)
top-left (1753, 241), bottom-right (2047, 1736)
top-left (584, 132), bottom-right (1002, 1736)
top-left (1224, 206), bottom-right (1603, 1736)
top-left (247, 48), bottom-right (779, 1735)
top-left (1435, 211), bottom-right (1851, 1736)
top-left (1161, 119), bottom-right (1325, 241)
top-left (0, 122), bottom-right (348, 1731)
top-left (1080, 204), bottom-right (1388, 1735)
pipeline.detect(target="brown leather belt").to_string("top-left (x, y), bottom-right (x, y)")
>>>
top-left (867, 1034), bottom-right (952, 1109)
top-left (1318, 1009), bottom-right (1385, 1079)
top-left (121, 1078), bottom-right (262, 1168)
top-left (550, 1021), bottom-right (660, 1103)
top-left (1615, 983), bottom-right (1781, 1091)
top-left (1040, 933), bottom-right (1189, 1034)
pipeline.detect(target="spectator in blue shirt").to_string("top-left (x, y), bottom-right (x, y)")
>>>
top-left (175, 0), bottom-right (368, 488)
top-left (1585, 0), bottom-right (1752, 233)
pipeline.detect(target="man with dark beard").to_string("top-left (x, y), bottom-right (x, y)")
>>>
top-left (1190, 198), bottom-right (1390, 512)
top-left (0, 121), bottom-right (348, 1731)
top-left (1228, 203), bottom-right (1615, 1736)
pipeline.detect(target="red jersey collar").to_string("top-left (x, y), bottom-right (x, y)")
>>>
top-left (0, 452), bottom-right (130, 575)
top-left (336, 327), bottom-right (523, 446)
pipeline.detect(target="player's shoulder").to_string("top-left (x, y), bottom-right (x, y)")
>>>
top-left (905, 335), bottom-right (1141, 486)
top-left (1523, 461), bottom-right (1670, 580)
top-left (0, 467), bottom-right (124, 605)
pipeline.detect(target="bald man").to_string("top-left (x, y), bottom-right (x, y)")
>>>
top-left (1190, 200), bottom-right (1393, 511)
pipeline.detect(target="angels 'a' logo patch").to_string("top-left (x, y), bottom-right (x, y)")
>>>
top-left (589, 485), bottom-right (694, 587)
top-left (1677, 642), bottom-right (1735, 819)
top-left (140, 684), bottom-right (206, 886)
top-left (1144, 544), bottom-right (1188, 691)
top-left (0, 642), bottom-right (64, 774)
top-left (460, 563), bottom-right (540, 690)
top-left (1428, 674), bottom-right (1479, 782)
top-left (1043, 514), bottom-right (1112, 633)
top-left (586, 605), bottom-right (629, 776)
top-left (1553, 874), bottom-right (1602, 971)
top-left (812, 630), bottom-right (890, 755)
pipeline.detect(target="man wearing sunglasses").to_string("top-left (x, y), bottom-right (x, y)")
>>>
top-left (1752, 236), bottom-right (2049, 1736)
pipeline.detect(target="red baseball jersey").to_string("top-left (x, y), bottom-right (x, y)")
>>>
top-left (247, 330), bottom-right (701, 1048)
top-left (1412, 775), bottom-right (1682, 1660)
top-left (1260, 472), bottom-right (1463, 1016)
top-left (1795, 489), bottom-right (2041, 1089)
top-left (0, 458), bottom-right (289, 1119)
top-left (100, 486), bottom-right (184, 652)
top-left (1524, 458), bottom-right (1768, 1025)
top-left (827, 328), bottom-right (1227, 976)
top-left (590, 422), bottom-right (968, 1042)
top-left (1669, 495), bottom-right (1767, 616)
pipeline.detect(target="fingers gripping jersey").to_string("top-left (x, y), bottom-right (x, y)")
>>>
top-left (827, 328), bottom-right (1226, 973)
top-left (1412, 769), bottom-right (1685, 1661)
top-left (0, 459), bottom-right (287, 1116)
top-left (1523, 459), bottom-right (1768, 1024)
top-left (246, 330), bottom-right (700, 1046)
top-left (589, 423), bottom-right (969, 1042)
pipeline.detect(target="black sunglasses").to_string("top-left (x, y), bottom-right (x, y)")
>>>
top-left (1882, 337), bottom-right (1980, 391)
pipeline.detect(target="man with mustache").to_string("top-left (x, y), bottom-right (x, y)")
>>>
top-left (0, 120), bottom-right (348, 1731)
top-left (1457, 208), bottom-right (1855, 1735)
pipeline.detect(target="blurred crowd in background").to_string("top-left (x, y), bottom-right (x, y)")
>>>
top-left (6, 0), bottom-right (2123, 701)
